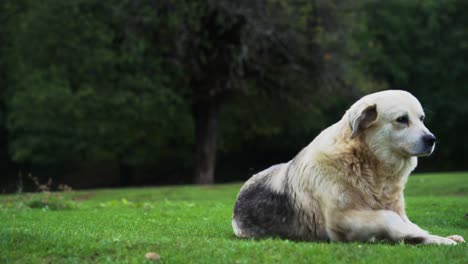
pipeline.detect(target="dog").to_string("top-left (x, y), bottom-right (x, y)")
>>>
top-left (232, 90), bottom-right (465, 245)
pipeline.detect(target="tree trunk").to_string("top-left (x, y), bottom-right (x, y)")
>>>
top-left (192, 101), bottom-right (220, 185)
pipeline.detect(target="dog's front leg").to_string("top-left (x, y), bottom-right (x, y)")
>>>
top-left (399, 209), bottom-right (465, 244)
top-left (391, 196), bottom-right (428, 235)
top-left (399, 214), bottom-right (429, 235)
top-left (328, 209), bottom-right (461, 245)
top-left (392, 196), bottom-right (430, 236)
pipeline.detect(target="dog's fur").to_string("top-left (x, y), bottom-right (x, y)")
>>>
top-left (232, 90), bottom-right (465, 245)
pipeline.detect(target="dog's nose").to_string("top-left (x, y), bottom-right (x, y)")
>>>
top-left (422, 134), bottom-right (436, 147)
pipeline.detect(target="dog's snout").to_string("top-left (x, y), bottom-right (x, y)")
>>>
top-left (422, 134), bottom-right (436, 147)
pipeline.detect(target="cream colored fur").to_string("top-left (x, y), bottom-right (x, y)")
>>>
top-left (234, 90), bottom-right (465, 245)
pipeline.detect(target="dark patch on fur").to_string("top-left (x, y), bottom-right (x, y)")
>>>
top-left (403, 235), bottom-right (425, 244)
top-left (233, 182), bottom-right (301, 240)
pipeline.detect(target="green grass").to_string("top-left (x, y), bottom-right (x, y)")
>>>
top-left (1, 173), bottom-right (467, 263)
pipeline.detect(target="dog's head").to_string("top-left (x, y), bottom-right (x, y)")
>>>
top-left (348, 90), bottom-right (435, 158)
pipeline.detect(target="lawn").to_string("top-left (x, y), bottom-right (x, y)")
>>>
top-left (1, 172), bottom-right (467, 263)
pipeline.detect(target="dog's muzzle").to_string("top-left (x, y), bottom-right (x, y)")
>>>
top-left (419, 133), bottom-right (436, 156)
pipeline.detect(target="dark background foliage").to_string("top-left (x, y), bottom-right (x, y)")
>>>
top-left (0, 0), bottom-right (467, 192)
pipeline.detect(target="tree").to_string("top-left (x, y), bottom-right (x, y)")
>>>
top-left (0, 0), bottom-right (29, 188)
top-left (172, 1), bottom-right (365, 183)
top-left (5, 0), bottom-right (366, 186)
top-left (6, 0), bottom-right (193, 184)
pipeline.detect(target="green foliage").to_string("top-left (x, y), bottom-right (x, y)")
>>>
top-left (24, 192), bottom-right (77, 210)
top-left (0, 189), bottom-right (78, 211)
top-left (0, 175), bottom-right (77, 210)
top-left (217, 1), bottom-right (369, 153)
top-left (0, 172), bottom-right (467, 263)
top-left (1, 0), bottom-right (467, 183)
top-left (358, 0), bottom-right (468, 170)
top-left (5, 0), bottom-right (192, 164)
top-left (2, 0), bottom-right (369, 178)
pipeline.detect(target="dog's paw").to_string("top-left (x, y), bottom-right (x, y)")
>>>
top-left (446, 235), bottom-right (465, 243)
top-left (423, 235), bottom-right (458, 245)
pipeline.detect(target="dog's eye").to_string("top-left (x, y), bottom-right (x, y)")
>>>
top-left (396, 116), bottom-right (409, 124)
top-left (420, 116), bottom-right (425, 122)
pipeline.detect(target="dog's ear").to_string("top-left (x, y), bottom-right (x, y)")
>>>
top-left (350, 104), bottom-right (377, 138)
